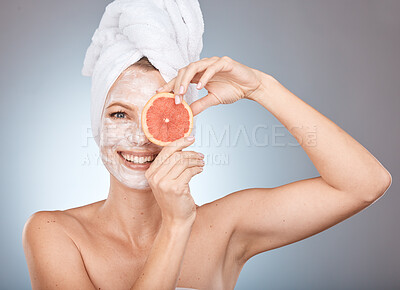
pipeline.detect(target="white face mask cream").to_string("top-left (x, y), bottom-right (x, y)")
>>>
top-left (99, 66), bottom-right (165, 190)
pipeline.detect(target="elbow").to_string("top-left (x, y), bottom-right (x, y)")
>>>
top-left (376, 167), bottom-right (392, 197)
top-left (363, 168), bottom-right (392, 203)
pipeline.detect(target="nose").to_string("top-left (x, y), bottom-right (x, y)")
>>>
top-left (127, 126), bottom-right (150, 146)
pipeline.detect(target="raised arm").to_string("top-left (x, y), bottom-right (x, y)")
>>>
top-left (156, 55), bottom-right (392, 265)
top-left (222, 71), bottom-right (392, 262)
top-left (249, 72), bottom-right (391, 199)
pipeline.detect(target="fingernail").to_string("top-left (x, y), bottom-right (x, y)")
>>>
top-left (185, 136), bottom-right (195, 141)
top-left (157, 86), bottom-right (163, 92)
top-left (196, 82), bottom-right (202, 90)
top-left (175, 95), bottom-right (181, 104)
top-left (179, 85), bottom-right (185, 94)
top-left (198, 153), bottom-right (204, 158)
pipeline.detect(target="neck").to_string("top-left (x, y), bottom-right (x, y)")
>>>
top-left (99, 174), bottom-right (162, 249)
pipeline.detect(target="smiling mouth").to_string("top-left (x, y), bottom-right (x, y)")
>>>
top-left (118, 151), bottom-right (158, 164)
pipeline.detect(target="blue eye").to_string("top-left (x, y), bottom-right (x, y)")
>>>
top-left (110, 111), bottom-right (127, 119)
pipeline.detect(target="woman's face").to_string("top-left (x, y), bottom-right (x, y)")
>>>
top-left (99, 66), bottom-right (165, 190)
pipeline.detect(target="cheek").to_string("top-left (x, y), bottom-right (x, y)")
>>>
top-left (99, 119), bottom-right (139, 149)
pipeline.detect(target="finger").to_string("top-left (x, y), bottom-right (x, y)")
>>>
top-left (199, 56), bottom-right (232, 89)
top-left (156, 57), bottom-right (219, 95)
top-left (156, 78), bottom-right (182, 105)
top-left (166, 157), bottom-right (205, 180)
top-left (189, 92), bottom-right (221, 116)
top-left (157, 78), bottom-right (176, 94)
top-left (174, 68), bottom-right (187, 99)
top-left (176, 94), bottom-right (182, 105)
top-left (146, 136), bottom-right (196, 177)
top-left (153, 151), bottom-right (203, 179)
top-left (176, 166), bottom-right (204, 184)
top-left (156, 67), bottom-right (187, 98)
top-left (178, 57), bottom-right (219, 95)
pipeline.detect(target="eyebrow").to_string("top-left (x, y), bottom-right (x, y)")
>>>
top-left (106, 102), bottom-right (136, 111)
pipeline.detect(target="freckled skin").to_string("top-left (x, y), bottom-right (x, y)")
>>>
top-left (56, 200), bottom-right (240, 289)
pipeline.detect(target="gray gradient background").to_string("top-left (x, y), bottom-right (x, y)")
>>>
top-left (1, 0), bottom-right (399, 289)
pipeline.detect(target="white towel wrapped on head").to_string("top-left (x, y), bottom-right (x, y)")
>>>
top-left (81, 0), bottom-right (204, 146)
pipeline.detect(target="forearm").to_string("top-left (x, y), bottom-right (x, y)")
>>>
top-left (249, 71), bottom-right (392, 200)
top-left (130, 221), bottom-right (193, 290)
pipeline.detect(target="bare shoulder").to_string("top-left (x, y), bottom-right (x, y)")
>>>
top-left (23, 200), bottom-right (103, 235)
top-left (22, 205), bottom-right (102, 289)
top-left (23, 200), bottom-right (106, 259)
top-left (23, 210), bottom-right (70, 239)
top-left (22, 210), bottom-right (80, 261)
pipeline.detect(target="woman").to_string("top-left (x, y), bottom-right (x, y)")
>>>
top-left (22, 0), bottom-right (392, 289)
top-left (22, 54), bottom-right (391, 289)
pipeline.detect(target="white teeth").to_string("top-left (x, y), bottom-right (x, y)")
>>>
top-left (120, 153), bottom-right (156, 164)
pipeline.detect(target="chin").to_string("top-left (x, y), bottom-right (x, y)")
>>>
top-left (109, 166), bottom-right (150, 189)
top-left (110, 172), bottom-right (151, 190)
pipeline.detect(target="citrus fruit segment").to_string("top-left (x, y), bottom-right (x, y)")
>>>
top-left (141, 92), bottom-right (193, 146)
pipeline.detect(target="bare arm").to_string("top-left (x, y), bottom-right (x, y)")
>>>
top-left (157, 56), bottom-right (392, 264)
top-left (131, 221), bottom-right (193, 289)
top-left (249, 72), bottom-right (391, 198)
top-left (131, 136), bottom-right (203, 289)
top-left (219, 71), bottom-right (392, 262)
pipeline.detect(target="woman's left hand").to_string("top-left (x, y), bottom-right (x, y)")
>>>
top-left (156, 56), bottom-right (264, 116)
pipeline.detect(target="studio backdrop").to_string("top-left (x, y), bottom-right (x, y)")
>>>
top-left (0, 0), bottom-right (399, 289)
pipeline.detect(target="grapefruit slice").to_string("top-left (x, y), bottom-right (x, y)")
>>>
top-left (141, 92), bottom-right (193, 146)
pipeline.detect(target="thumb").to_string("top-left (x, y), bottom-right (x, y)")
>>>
top-left (190, 92), bottom-right (221, 116)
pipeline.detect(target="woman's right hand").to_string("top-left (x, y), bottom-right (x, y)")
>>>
top-left (145, 136), bottom-right (204, 226)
